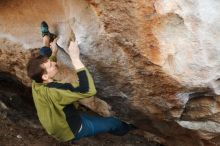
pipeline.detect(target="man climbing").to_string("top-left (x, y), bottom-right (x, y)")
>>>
top-left (26, 21), bottom-right (135, 142)
top-left (39, 21), bottom-right (111, 118)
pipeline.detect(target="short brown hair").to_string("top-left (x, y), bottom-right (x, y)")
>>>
top-left (27, 55), bottom-right (48, 83)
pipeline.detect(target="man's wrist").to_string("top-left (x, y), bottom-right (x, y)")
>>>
top-left (51, 51), bottom-right (57, 57)
top-left (71, 59), bottom-right (85, 70)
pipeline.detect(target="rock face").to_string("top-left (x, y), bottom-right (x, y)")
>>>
top-left (1, 0), bottom-right (220, 146)
top-left (154, 0), bottom-right (220, 94)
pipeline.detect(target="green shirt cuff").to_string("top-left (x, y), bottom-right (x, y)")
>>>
top-left (49, 55), bottom-right (57, 62)
top-left (76, 67), bottom-right (87, 72)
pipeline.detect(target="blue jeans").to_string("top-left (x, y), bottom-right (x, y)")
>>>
top-left (73, 114), bottom-right (130, 140)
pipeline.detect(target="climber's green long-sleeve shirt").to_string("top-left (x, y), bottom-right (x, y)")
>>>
top-left (32, 67), bottom-right (97, 142)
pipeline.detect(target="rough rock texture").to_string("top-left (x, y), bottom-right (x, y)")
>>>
top-left (154, 0), bottom-right (220, 94)
top-left (1, 0), bottom-right (220, 146)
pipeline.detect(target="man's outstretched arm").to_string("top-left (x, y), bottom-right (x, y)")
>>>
top-left (49, 38), bottom-right (58, 62)
top-left (47, 41), bottom-right (96, 105)
top-left (68, 41), bottom-right (96, 95)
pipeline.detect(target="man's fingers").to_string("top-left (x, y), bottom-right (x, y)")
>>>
top-left (53, 37), bottom-right (58, 43)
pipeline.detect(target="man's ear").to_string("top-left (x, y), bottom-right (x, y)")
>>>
top-left (42, 74), bottom-right (49, 81)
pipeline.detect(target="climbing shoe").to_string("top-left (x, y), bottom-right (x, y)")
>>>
top-left (41, 21), bottom-right (49, 36)
top-left (40, 21), bottom-right (57, 42)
